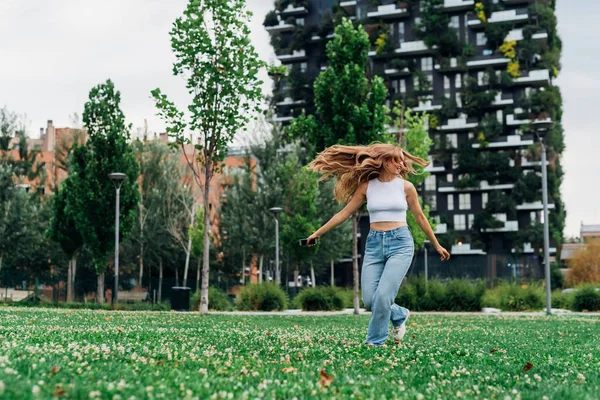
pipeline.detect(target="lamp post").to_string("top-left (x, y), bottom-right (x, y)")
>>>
top-left (109, 173), bottom-right (126, 304)
top-left (531, 119), bottom-right (555, 315)
top-left (424, 240), bottom-right (430, 283)
top-left (269, 207), bottom-right (283, 285)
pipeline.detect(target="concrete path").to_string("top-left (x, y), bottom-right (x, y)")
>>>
top-left (209, 308), bottom-right (600, 317)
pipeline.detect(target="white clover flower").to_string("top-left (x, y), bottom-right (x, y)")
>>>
top-left (89, 390), bottom-right (101, 398)
top-left (32, 385), bottom-right (41, 396)
top-left (0, 380), bottom-right (5, 394)
top-left (4, 368), bottom-right (17, 375)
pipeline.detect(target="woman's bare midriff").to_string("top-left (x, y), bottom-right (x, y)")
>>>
top-left (369, 221), bottom-right (408, 231)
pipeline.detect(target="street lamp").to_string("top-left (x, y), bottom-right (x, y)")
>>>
top-left (109, 172), bottom-right (126, 304)
top-left (424, 240), bottom-right (430, 283)
top-left (531, 119), bottom-right (555, 315)
top-left (269, 207), bottom-right (283, 285)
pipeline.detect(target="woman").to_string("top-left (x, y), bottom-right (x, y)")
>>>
top-left (306, 143), bottom-right (450, 346)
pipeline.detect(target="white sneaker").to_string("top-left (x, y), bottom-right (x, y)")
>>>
top-left (392, 312), bottom-right (410, 342)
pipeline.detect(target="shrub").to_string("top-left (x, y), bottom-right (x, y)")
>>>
top-left (191, 287), bottom-right (232, 311)
top-left (263, 10), bottom-right (279, 27)
top-left (236, 284), bottom-right (287, 311)
top-left (482, 282), bottom-right (545, 311)
top-left (444, 280), bottom-right (485, 311)
top-left (551, 289), bottom-right (571, 310)
top-left (295, 286), bottom-right (344, 311)
top-left (571, 285), bottom-right (600, 312)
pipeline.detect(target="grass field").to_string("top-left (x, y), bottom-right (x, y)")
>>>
top-left (0, 308), bottom-right (598, 399)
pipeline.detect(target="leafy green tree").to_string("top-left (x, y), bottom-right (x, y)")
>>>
top-left (189, 206), bottom-right (206, 292)
top-left (67, 80), bottom-right (140, 303)
top-left (152, 0), bottom-right (269, 313)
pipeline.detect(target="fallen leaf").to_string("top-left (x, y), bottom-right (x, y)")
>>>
top-left (490, 348), bottom-right (499, 353)
top-left (294, 325), bottom-right (300, 329)
top-left (156, 360), bottom-right (164, 365)
top-left (51, 366), bottom-right (60, 374)
top-left (53, 388), bottom-right (65, 396)
top-left (522, 362), bottom-right (534, 372)
top-left (411, 322), bottom-right (417, 327)
top-left (411, 334), bottom-right (416, 339)
top-left (118, 328), bottom-right (123, 334)
top-left (265, 331), bottom-right (272, 336)
top-left (281, 367), bottom-right (297, 373)
top-left (318, 369), bottom-right (333, 387)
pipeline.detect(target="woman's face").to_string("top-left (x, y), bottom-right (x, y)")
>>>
top-left (384, 156), bottom-right (406, 176)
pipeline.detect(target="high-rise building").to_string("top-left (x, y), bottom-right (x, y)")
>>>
top-left (265, 0), bottom-right (564, 273)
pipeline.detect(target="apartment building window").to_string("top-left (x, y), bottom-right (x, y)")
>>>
top-left (476, 32), bottom-right (487, 46)
top-left (426, 194), bottom-right (437, 211)
top-left (296, 18), bottom-right (304, 26)
top-left (447, 174), bottom-right (453, 182)
top-left (444, 76), bottom-right (451, 90)
top-left (454, 214), bottom-right (466, 230)
top-left (300, 62), bottom-right (307, 73)
top-left (456, 92), bottom-right (462, 107)
top-left (497, 109), bottom-right (503, 124)
top-left (530, 211), bottom-right (537, 223)
top-left (468, 214), bottom-right (475, 229)
top-left (477, 71), bottom-right (486, 86)
top-left (449, 16), bottom-right (460, 29)
top-left (425, 175), bottom-right (436, 191)
top-left (398, 22), bottom-right (405, 44)
top-left (447, 194), bottom-right (455, 211)
top-left (452, 153), bottom-right (459, 169)
top-left (399, 79), bottom-right (406, 93)
top-left (463, 15), bottom-right (469, 42)
top-left (421, 57), bottom-right (433, 71)
top-left (459, 193), bottom-right (471, 210)
top-left (483, 49), bottom-right (493, 56)
top-left (455, 73), bottom-right (462, 89)
top-left (482, 192), bottom-right (488, 208)
top-left (447, 133), bottom-right (458, 148)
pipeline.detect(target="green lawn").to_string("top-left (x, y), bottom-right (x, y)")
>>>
top-left (0, 308), bottom-right (598, 399)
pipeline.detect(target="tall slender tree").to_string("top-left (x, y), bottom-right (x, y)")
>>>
top-left (152, 0), bottom-right (270, 313)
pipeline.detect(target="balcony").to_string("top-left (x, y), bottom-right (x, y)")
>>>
top-left (512, 69), bottom-right (551, 87)
top-left (505, 28), bottom-right (548, 43)
top-left (514, 242), bottom-right (557, 254)
top-left (516, 201), bottom-right (556, 211)
top-left (424, 156), bottom-right (446, 173)
top-left (489, 92), bottom-right (514, 107)
top-left (440, 116), bottom-right (478, 131)
top-left (439, 180), bottom-right (515, 193)
top-left (367, 3), bottom-right (409, 19)
top-left (443, 0), bottom-right (475, 11)
top-left (472, 135), bottom-right (535, 149)
top-left (506, 113), bottom-right (553, 127)
top-left (275, 97), bottom-right (306, 107)
top-left (484, 220), bottom-right (519, 232)
top-left (435, 223), bottom-right (448, 234)
top-left (340, 1), bottom-right (357, 15)
top-left (435, 57), bottom-right (463, 71)
top-left (503, 0), bottom-right (534, 4)
top-left (451, 243), bottom-right (486, 255)
top-left (276, 49), bottom-right (307, 63)
top-left (468, 9), bottom-right (529, 28)
top-left (413, 99), bottom-right (443, 112)
top-left (395, 40), bottom-right (433, 55)
top-left (265, 21), bottom-right (296, 34)
top-left (466, 55), bottom-right (511, 69)
top-left (272, 115), bottom-right (294, 123)
top-left (521, 158), bottom-right (549, 168)
top-left (384, 62), bottom-right (411, 76)
top-left (279, 4), bottom-right (308, 16)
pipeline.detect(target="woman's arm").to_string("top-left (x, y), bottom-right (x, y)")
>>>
top-left (404, 181), bottom-right (450, 261)
top-left (307, 181), bottom-right (367, 245)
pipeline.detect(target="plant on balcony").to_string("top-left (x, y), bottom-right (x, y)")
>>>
top-left (475, 2), bottom-right (486, 23)
top-left (461, 77), bottom-right (496, 119)
top-left (285, 16), bottom-right (297, 25)
top-left (263, 10), bottom-right (279, 27)
top-left (291, 25), bottom-right (313, 51)
top-left (485, 191), bottom-right (517, 218)
top-left (436, 97), bottom-right (458, 122)
top-left (484, 22), bottom-right (513, 51)
top-left (478, 113), bottom-right (503, 142)
top-left (415, 0), bottom-right (461, 58)
top-left (513, 171), bottom-right (542, 204)
top-left (412, 70), bottom-right (431, 94)
top-left (389, 58), bottom-right (413, 72)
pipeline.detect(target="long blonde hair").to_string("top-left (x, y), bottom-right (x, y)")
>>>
top-left (308, 143), bottom-right (429, 203)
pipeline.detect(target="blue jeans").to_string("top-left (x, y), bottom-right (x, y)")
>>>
top-left (361, 226), bottom-right (414, 345)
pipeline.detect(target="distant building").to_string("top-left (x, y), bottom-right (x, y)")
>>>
top-left (560, 223), bottom-right (600, 263)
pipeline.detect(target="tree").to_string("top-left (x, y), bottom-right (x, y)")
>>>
top-left (189, 206), bottom-right (206, 292)
top-left (567, 239), bottom-right (600, 286)
top-left (67, 80), bottom-right (140, 303)
top-left (152, 0), bottom-right (268, 314)
top-left (287, 18), bottom-right (389, 313)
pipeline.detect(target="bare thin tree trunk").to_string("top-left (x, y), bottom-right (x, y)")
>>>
top-left (199, 167), bottom-right (212, 314)
top-left (97, 272), bottom-right (105, 304)
top-left (72, 256), bottom-right (77, 301)
top-left (330, 259), bottom-right (335, 287)
top-left (352, 213), bottom-right (360, 315)
top-left (241, 248), bottom-right (246, 285)
top-left (183, 203), bottom-right (196, 287)
top-left (294, 262), bottom-right (299, 289)
top-left (139, 248), bottom-right (144, 287)
top-left (310, 261), bottom-right (316, 287)
top-left (158, 258), bottom-right (163, 303)
top-left (258, 254), bottom-right (264, 284)
top-left (196, 257), bottom-right (201, 293)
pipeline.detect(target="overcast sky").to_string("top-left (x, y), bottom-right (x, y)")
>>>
top-left (0, 0), bottom-right (597, 237)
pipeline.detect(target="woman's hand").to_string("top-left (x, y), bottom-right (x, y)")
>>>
top-left (307, 233), bottom-right (320, 247)
top-left (435, 244), bottom-right (450, 261)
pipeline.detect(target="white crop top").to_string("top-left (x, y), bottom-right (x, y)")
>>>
top-left (366, 177), bottom-right (407, 223)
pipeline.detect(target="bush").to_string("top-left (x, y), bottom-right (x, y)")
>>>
top-left (236, 284), bottom-right (287, 311)
top-left (571, 285), bottom-right (600, 312)
top-left (337, 288), bottom-right (363, 309)
top-left (444, 280), bottom-right (485, 311)
top-left (482, 282), bottom-right (545, 311)
top-left (190, 287), bottom-right (233, 311)
top-left (295, 286), bottom-right (344, 311)
top-left (551, 289), bottom-right (571, 310)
